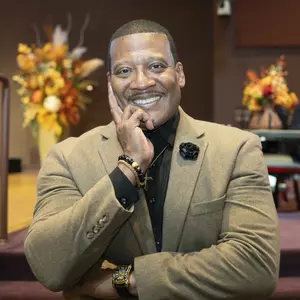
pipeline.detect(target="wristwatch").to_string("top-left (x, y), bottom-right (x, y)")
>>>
top-left (112, 264), bottom-right (133, 297)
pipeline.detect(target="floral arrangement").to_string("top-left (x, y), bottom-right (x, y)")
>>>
top-left (13, 16), bottom-right (104, 138)
top-left (242, 56), bottom-right (298, 112)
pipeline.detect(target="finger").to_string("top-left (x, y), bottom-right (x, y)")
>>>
top-left (122, 105), bottom-right (151, 123)
top-left (129, 108), bottom-right (154, 130)
top-left (108, 83), bottom-right (122, 124)
top-left (122, 104), bottom-right (139, 121)
top-left (107, 82), bottom-right (118, 109)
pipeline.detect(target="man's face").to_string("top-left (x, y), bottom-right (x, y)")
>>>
top-left (108, 32), bottom-right (185, 128)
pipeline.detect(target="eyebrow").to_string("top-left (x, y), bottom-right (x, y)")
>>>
top-left (113, 56), bottom-right (170, 71)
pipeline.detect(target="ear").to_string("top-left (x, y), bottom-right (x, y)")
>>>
top-left (175, 62), bottom-right (185, 88)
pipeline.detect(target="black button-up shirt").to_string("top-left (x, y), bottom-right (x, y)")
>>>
top-left (109, 111), bottom-right (180, 252)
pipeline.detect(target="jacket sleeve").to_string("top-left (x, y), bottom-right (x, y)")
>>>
top-left (134, 134), bottom-right (280, 300)
top-left (24, 143), bottom-right (134, 292)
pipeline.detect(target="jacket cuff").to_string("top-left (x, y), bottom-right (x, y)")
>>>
top-left (109, 167), bottom-right (139, 210)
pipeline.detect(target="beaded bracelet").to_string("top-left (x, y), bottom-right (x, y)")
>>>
top-left (118, 154), bottom-right (146, 188)
top-left (118, 160), bottom-right (142, 188)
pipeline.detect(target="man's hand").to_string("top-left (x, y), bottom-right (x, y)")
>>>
top-left (63, 268), bottom-right (119, 299)
top-left (108, 83), bottom-right (154, 173)
top-left (128, 271), bottom-right (138, 296)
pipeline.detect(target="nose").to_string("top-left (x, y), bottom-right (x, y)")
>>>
top-left (130, 69), bottom-right (155, 90)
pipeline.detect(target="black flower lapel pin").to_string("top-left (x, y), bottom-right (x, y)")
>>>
top-left (179, 142), bottom-right (200, 160)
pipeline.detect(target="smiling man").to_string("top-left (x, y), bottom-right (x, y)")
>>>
top-left (24, 20), bottom-right (280, 300)
top-left (108, 29), bottom-right (184, 129)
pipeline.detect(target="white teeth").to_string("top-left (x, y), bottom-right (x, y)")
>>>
top-left (133, 96), bottom-right (160, 105)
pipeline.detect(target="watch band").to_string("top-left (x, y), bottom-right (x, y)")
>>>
top-left (112, 265), bottom-right (133, 297)
top-left (115, 285), bottom-right (132, 297)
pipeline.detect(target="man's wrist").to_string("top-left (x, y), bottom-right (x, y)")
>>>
top-left (112, 265), bottom-right (135, 297)
top-left (118, 154), bottom-right (146, 188)
top-left (128, 270), bottom-right (137, 296)
top-left (118, 163), bottom-right (137, 186)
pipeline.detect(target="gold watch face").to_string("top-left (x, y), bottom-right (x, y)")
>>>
top-left (112, 266), bottom-right (131, 287)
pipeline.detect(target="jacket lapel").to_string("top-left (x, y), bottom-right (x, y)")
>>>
top-left (96, 122), bottom-right (123, 174)
top-left (97, 122), bottom-right (156, 255)
top-left (162, 109), bottom-right (208, 252)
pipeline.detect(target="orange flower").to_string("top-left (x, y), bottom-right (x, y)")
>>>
top-left (17, 54), bottom-right (36, 72)
top-left (53, 45), bottom-right (68, 61)
top-left (67, 106), bottom-right (80, 125)
top-left (64, 95), bottom-right (76, 108)
top-left (27, 75), bottom-right (39, 89)
top-left (31, 90), bottom-right (43, 103)
top-left (33, 43), bottom-right (53, 62)
top-left (60, 80), bottom-right (73, 97)
top-left (18, 44), bottom-right (31, 55)
top-left (290, 92), bottom-right (299, 106)
top-left (246, 70), bottom-right (259, 83)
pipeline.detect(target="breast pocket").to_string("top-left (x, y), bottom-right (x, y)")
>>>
top-left (190, 194), bottom-right (226, 216)
top-left (179, 195), bottom-right (226, 252)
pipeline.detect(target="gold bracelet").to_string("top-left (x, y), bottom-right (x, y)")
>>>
top-left (118, 160), bottom-right (143, 188)
top-left (118, 155), bottom-right (146, 187)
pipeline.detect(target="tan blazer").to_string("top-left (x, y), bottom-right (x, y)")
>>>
top-left (24, 108), bottom-right (280, 300)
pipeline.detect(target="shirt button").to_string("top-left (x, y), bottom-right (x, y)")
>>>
top-left (156, 241), bottom-right (160, 245)
top-left (86, 231), bottom-right (94, 239)
top-left (149, 198), bottom-right (156, 204)
top-left (120, 197), bottom-right (128, 206)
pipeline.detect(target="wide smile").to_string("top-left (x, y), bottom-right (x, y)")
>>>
top-left (132, 96), bottom-right (161, 107)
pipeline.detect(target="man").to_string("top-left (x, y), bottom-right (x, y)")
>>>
top-left (24, 19), bottom-right (280, 299)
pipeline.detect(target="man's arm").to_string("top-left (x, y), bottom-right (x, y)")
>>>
top-left (132, 134), bottom-right (279, 300)
top-left (25, 88), bottom-right (156, 294)
top-left (24, 143), bottom-right (134, 292)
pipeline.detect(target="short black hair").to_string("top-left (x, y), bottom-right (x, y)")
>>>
top-left (107, 19), bottom-right (178, 72)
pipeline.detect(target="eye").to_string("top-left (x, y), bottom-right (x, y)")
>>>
top-left (115, 68), bottom-right (132, 77)
top-left (149, 63), bottom-right (167, 73)
top-left (152, 64), bottom-right (162, 69)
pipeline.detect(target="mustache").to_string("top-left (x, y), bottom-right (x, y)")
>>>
top-left (127, 91), bottom-right (165, 102)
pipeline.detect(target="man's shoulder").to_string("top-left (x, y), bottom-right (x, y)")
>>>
top-left (53, 122), bottom-right (115, 156)
top-left (190, 118), bottom-right (259, 146)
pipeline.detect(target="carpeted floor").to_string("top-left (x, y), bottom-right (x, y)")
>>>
top-left (0, 212), bottom-right (300, 299)
top-left (0, 281), bottom-right (64, 300)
